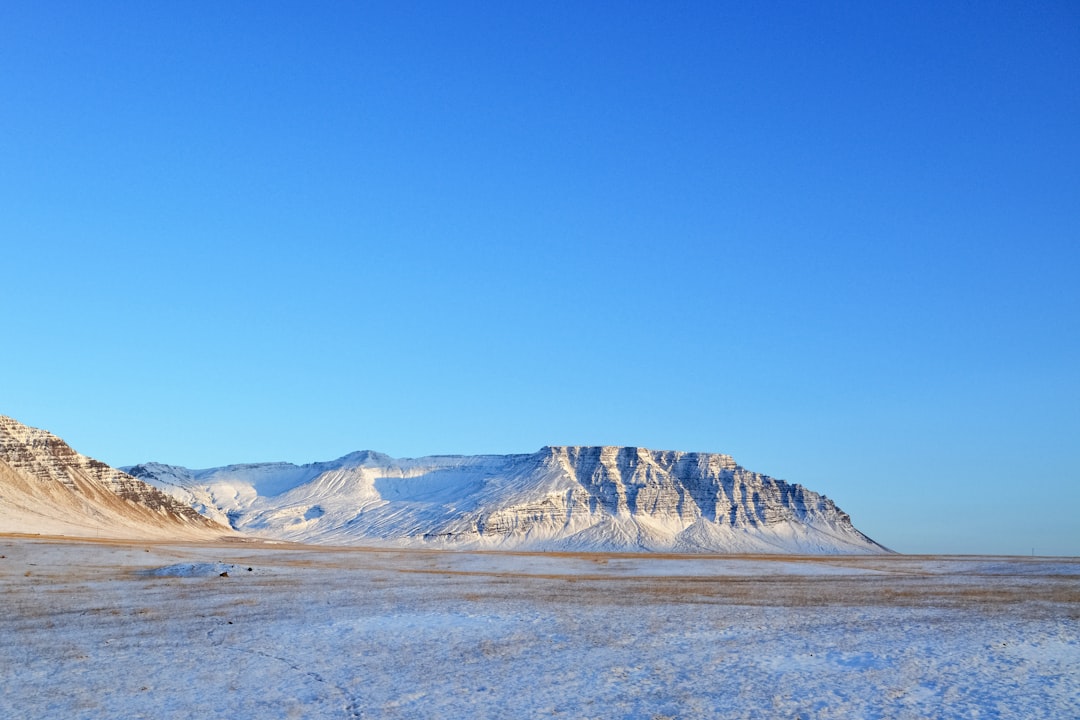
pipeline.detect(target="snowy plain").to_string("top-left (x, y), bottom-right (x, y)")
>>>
top-left (2, 536), bottom-right (1077, 719)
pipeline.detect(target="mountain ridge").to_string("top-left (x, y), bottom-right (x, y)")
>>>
top-left (1, 413), bottom-right (887, 553)
top-left (128, 444), bottom-right (889, 554)
top-left (0, 415), bottom-right (231, 539)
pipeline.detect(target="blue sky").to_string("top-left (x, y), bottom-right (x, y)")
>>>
top-left (2, 2), bottom-right (1078, 555)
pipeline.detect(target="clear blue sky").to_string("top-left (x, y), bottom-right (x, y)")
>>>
top-left (3, 2), bottom-right (1078, 555)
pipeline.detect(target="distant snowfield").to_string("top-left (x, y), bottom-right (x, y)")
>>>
top-left (2, 537), bottom-right (1077, 720)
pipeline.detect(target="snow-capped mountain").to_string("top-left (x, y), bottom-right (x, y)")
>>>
top-left (0, 415), bottom-right (229, 539)
top-left (129, 445), bottom-right (888, 553)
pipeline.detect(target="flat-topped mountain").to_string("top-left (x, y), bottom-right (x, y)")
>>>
top-left (0, 415), bottom-right (229, 539)
top-left (0, 413), bottom-right (886, 552)
top-left (129, 445), bottom-right (889, 553)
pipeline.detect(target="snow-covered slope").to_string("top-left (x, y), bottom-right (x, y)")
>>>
top-left (0, 415), bottom-right (230, 539)
top-left (129, 446), bottom-right (888, 553)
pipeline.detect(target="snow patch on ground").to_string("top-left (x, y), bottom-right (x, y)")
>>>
top-left (141, 562), bottom-right (262, 578)
top-left (2, 539), bottom-right (1077, 719)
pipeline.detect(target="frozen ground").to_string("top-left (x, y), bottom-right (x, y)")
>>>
top-left (2, 537), bottom-right (1077, 719)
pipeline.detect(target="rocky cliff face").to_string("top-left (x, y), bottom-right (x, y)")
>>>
top-left (0, 413), bottom-right (884, 552)
top-left (0, 415), bottom-right (229, 538)
top-left (459, 446), bottom-right (859, 540)
top-left (131, 445), bottom-right (888, 553)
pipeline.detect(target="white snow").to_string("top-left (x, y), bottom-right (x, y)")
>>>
top-left (127, 447), bottom-right (888, 554)
top-left (2, 537), bottom-right (1076, 719)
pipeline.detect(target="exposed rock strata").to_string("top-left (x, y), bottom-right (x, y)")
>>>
top-left (0, 415), bottom-right (228, 538)
top-left (131, 445), bottom-right (888, 553)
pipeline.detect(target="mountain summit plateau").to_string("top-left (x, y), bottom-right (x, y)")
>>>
top-left (128, 445), bottom-right (888, 553)
top-left (0, 414), bottom-right (886, 552)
